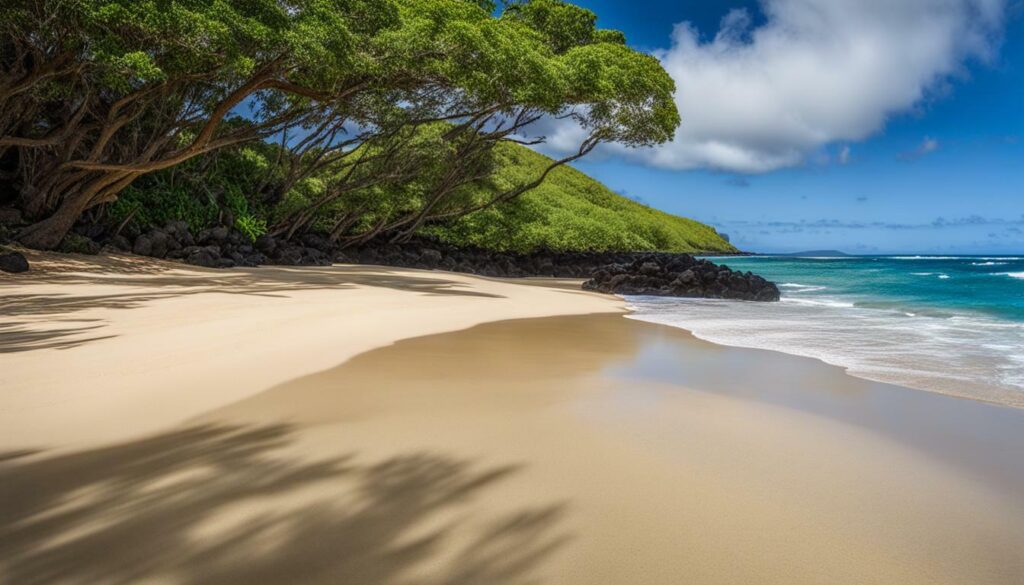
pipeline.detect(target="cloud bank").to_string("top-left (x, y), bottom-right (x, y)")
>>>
top-left (546, 0), bottom-right (1006, 173)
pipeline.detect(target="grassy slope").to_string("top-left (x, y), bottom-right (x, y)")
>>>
top-left (430, 143), bottom-right (737, 254)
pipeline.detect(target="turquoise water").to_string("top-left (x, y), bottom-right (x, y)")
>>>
top-left (625, 255), bottom-right (1024, 407)
top-left (719, 255), bottom-right (1024, 322)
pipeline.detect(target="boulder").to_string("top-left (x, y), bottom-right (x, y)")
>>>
top-left (0, 251), bottom-right (30, 273)
top-left (164, 220), bottom-right (194, 246)
top-left (132, 235), bottom-right (153, 256)
top-left (420, 248), bottom-right (443, 267)
top-left (254, 234), bottom-right (277, 254)
top-left (639, 261), bottom-right (661, 276)
top-left (185, 246), bottom-right (221, 268)
top-left (107, 234), bottom-right (132, 251)
top-left (148, 229), bottom-right (170, 258)
top-left (198, 226), bottom-right (229, 245)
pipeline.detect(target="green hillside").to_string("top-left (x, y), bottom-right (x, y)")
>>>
top-left (429, 143), bottom-right (737, 254)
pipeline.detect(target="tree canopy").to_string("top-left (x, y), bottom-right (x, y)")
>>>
top-left (0, 0), bottom-right (680, 250)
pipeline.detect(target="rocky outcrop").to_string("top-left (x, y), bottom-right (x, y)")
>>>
top-left (18, 220), bottom-right (778, 301)
top-left (582, 254), bottom-right (780, 302)
top-left (102, 221), bottom-right (326, 269)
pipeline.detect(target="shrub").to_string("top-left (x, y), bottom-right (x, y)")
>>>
top-left (235, 214), bottom-right (268, 242)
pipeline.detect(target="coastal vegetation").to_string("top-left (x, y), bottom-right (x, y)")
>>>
top-left (103, 139), bottom-right (734, 254)
top-left (0, 0), bottom-right (708, 254)
top-left (430, 143), bottom-right (735, 253)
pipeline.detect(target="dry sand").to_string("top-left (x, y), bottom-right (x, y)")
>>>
top-left (1, 251), bottom-right (622, 450)
top-left (3, 253), bottom-right (1023, 584)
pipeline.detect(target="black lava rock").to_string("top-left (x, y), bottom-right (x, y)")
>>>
top-left (71, 219), bottom-right (779, 301)
top-left (0, 251), bottom-right (30, 273)
top-left (582, 255), bottom-right (779, 302)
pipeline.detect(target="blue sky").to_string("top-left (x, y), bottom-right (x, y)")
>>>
top-left (552, 0), bottom-right (1024, 254)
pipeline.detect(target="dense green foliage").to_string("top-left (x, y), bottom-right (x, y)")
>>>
top-left (2, 0), bottom-right (687, 253)
top-left (429, 144), bottom-right (736, 253)
top-left (107, 142), bottom-right (278, 234)
top-left (113, 139), bottom-right (733, 254)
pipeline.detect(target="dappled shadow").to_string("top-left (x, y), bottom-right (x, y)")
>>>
top-left (0, 321), bottom-right (116, 353)
top-left (2, 248), bottom-right (182, 279)
top-left (1, 257), bottom-right (506, 353)
top-left (0, 425), bottom-right (568, 584)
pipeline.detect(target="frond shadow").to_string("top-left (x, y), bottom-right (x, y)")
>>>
top-left (0, 424), bottom-right (568, 585)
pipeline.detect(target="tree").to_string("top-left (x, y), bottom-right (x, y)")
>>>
top-left (1, 0), bottom-right (402, 248)
top-left (269, 0), bottom-right (680, 245)
top-left (1, 0), bottom-right (680, 250)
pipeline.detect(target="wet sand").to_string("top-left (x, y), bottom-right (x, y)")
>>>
top-left (4, 310), bottom-right (1022, 584)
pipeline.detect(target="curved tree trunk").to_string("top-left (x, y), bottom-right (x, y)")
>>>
top-left (16, 171), bottom-right (137, 249)
top-left (16, 189), bottom-right (93, 249)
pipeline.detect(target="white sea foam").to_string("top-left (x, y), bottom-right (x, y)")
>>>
top-left (891, 256), bottom-right (1021, 261)
top-left (778, 283), bottom-right (828, 293)
top-left (938, 274), bottom-right (951, 280)
top-left (999, 272), bottom-right (1024, 279)
top-left (891, 256), bottom-right (960, 260)
top-left (972, 261), bottom-right (1007, 266)
top-left (624, 294), bottom-right (1024, 404)
top-left (781, 297), bottom-right (855, 308)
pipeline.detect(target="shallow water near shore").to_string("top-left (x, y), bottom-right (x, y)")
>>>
top-left (7, 313), bottom-right (1020, 584)
top-left (630, 254), bottom-right (1024, 407)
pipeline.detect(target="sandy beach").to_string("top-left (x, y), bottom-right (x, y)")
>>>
top-left (1, 252), bottom-right (622, 450)
top-left (3, 255), bottom-right (1023, 584)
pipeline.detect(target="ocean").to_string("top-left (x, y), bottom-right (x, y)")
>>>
top-left (624, 255), bottom-right (1024, 407)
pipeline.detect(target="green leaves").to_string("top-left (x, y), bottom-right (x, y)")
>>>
top-left (5, 0), bottom-right (682, 249)
top-left (430, 144), bottom-right (734, 253)
top-left (235, 214), bottom-right (268, 242)
top-left (560, 42), bottom-right (679, 147)
top-left (504, 0), bottom-right (598, 54)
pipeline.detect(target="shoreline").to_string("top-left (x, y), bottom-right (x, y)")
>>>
top-left (4, 251), bottom-right (1021, 447)
top-left (625, 309), bottom-right (1024, 410)
top-left (635, 252), bottom-right (1024, 410)
top-left (3, 254), bottom-right (1023, 583)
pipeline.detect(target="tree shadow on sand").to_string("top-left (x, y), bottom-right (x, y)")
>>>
top-left (0, 262), bottom-right (506, 353)
top-left (0, 425), bottom-right (569, 585)
top-left (0, 321), bottom-right (116, 353)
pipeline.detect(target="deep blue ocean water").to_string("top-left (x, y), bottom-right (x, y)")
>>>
top-left (625, 255), bottom-right (1024, 407)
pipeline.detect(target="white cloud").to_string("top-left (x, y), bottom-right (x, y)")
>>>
top-left (543, 0), bottom-right (1006, 173)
